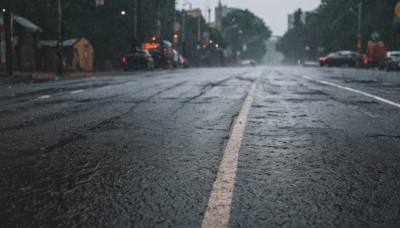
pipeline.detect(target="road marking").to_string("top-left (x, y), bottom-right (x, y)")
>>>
top-left (70, 89), bottom-right (84, 94)
top-left (302, 75), bottom-right (400, 109)
top-left (202, 80), bottom-right (258, 228)
top-left (99, 86), bottom-right (112, 90)
top-left (37, 95), bottom-right (51, 99)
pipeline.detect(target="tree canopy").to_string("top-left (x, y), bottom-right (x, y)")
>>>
top-left (222, 9), bottom-right (272, 61)
top-left (277, 0), bottom-right (400, 62)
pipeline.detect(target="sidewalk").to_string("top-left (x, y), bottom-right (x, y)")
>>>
top-left (0, 71), bottom-right (120, 84)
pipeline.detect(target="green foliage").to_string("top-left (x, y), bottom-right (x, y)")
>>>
top-left (222, 9), bottom-right (272, 61)
top-left (277, 0), bottom-right (400, 62)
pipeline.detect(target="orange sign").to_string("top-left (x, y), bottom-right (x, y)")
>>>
top-left (142, 43), bottom-right (160, 50)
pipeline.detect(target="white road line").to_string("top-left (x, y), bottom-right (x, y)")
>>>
top-left (70, 89), bottom-right (84, 94)
top-left (302, 75), bottom-right (400, 109)
top-left (37, 95), bottom-right (51, 99)
top-left (202, 80), bottom-right (258, 228)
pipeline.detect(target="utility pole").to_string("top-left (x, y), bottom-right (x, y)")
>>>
top-left (4, 0), bottom-right (12, 75)
top-left (197, 16), bottom-right (201, 48)
top-left (133, 0), bottom-right (137, 39)
top-left (218, 0), bottom-right (222, 31)
top-left (182, 9), bottom-right (185, 49)
top-left (357, 0), bottom-right (362, 33)
top-left (57, 0), bottom-right (64, 76)
top-left (208, 8), bottom-right (211, 25)
top-left (356, 0), bottom-right (362, 52)
top-left (182, 2), bottom-right (192, 56)
top-left (157, 0), bottom-right (161, 40)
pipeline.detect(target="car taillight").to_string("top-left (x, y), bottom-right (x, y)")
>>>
top-left (363, 57), bottom-right (368, 64)
top-left (122, 57), bottom-right (127, 63)
top-left (179, 60), bottom-right (184, 64)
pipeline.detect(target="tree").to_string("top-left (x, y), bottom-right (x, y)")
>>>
top-left (222, 9), bottom-right (272, 61)
top-left (277, 0), bottom-right (400, 62)
top-left (276, 9), bottom-right (307, 62)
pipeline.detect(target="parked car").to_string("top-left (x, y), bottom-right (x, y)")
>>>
top-left (301, 60), bottom-right (319, 67)
top-left (379, 51), bottom-right (400, 71)
top-left (122, 49), bottom-right (154, 71)
top-left (177, 55), bottom-right (190, 68)
top-left (141, 40), bottom-right (173, 68)
top-left (319, 51), bottom-right (359, 67)
top-left (237, 59), bottom-right (256, 67)
top-left (319, 52), bottom-right (335, 67)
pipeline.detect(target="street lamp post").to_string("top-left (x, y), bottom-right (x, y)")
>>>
top-left (181, 2), bottom-right (192, 56)
top-left (350, 0), bottom-right (363, 52)
top-left (157, 0), bottom-right (161, 40)
top-left (4, 0), bottom-right (12, 75)
top-left (197, 16), bottom-right (201, 49)
top-left (357, 0), bottom-right (362, 33)
top-left (57, 0), bottom-right (64, 76)
top-left (222, 24), bottom-right (238, 57)
top-left (133, 0), bottom-right (137, 38)
top-left (208, 8), bottom-right (211, 25)
top-left (356, 0), bottom-right (362, 53)
top-left (238, 29), bottom-right (243, 58)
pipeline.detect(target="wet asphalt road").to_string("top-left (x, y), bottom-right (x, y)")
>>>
top-left (1, 66), bottom-right (400, 227)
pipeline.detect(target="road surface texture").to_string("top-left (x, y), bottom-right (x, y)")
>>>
top-left (1, 66), bottom-right (399, 227)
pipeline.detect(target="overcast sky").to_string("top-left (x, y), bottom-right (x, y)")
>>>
top-left (178, 0), bottom-right (321, 36)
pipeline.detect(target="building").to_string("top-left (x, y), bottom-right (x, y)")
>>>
top-left (39, 38), bottom-right (94, 72)
top-left (186, 8), bottom-right (202, 18)
top-left (214, 3), bottom-right (239, 31)
top-left (0, 14), bottom-right (43, 72)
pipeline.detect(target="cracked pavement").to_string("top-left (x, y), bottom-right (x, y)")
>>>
top-left (0, 67), bottom-right (400, 227)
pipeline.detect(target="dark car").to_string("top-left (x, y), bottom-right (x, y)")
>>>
top-left (237, 59), bottom-right (257, 67)
top-left (141, 40), bottom-right (173, 68)
top-left (379, 51), bottom-right (400, 71)
top-left (319, 51), bottom-right (359, 67)
top-left (319, 52), bottom-right (335, 67)
top-left (122, 49), bottom-right (155, 71)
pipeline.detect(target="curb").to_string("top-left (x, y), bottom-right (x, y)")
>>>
top-left (0, 71), bottom-right (121, 85)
